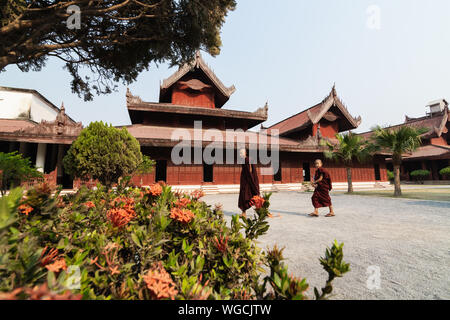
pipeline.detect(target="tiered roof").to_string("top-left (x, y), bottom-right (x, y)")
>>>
top-left (159, 51), bottom-right (236, 108)
top-left (267, 85), bottom-right (362, 137)
top-left (359, 104), bottom-right (450, 161)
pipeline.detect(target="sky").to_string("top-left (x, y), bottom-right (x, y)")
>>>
top-left (1, 0), bottom-right (450, 133)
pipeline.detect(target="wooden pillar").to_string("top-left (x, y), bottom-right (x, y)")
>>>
top-left (431, 161), bottom-right (439, 180)
top-left (56, 144), bottom-right (65, 182)
top-left (19, 142), bottom-right (27, 155)
top-left (35, 143), bottom-right (47, 173)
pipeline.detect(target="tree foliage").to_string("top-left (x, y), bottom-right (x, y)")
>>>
top-left (372, 126), bottom-right (427, 196)
top-left (323, 132), bottom-right (372, 193)
top-left (439, 166), bottom-right (450, 179)
top-left (0, 0), bottom-right (236, 100)
top-left (410, 169), bottom-right (430, 183)
top-left (0, 151), bottom-right (41, 195)
top-left (63, 121), bottom-right (150, 187)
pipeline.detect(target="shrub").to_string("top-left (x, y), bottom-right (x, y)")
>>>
top-left (386, 170), bottom-right (394, 182)
top-left (63, 121), bottom-right (153, 188)
top-left (0, 152), bottom-right (41, 195)
top-left (439, 166), bottom-right (450, 179)
top-left (410, 169), bottom-right (430, 183)
top-left (0, 183), bottom-right (349, 300)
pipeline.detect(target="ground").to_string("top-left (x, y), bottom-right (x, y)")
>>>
top-left (339, 186), bottom-right (450, 202)
top-left (202, 191), bottom-right (450, 300)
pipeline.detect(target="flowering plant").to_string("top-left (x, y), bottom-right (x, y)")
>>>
top-left (0, 182), bottom-right (348, 300)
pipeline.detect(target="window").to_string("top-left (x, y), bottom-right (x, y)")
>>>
top-left (155, 160), bottom-right (167, 182)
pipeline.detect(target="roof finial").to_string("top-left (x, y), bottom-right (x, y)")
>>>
top-left (60, 102), bottom-right (65, 111)
top-left (195, 50), bottom-right (202, 67)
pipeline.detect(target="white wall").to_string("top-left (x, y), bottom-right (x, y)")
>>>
top-left (0, 89), bottom-right (59, 122)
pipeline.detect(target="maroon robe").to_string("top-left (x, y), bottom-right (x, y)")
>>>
top-left (238, 157), bottom-right (260, 211)
top-left (312, 167), bottom-right (332, 208)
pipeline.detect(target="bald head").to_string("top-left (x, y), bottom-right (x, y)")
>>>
top-left (314, 159), bottom-right (323, 168)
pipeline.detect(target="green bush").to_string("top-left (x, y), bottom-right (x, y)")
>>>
top-left (410, 169), bottom-right (430, 183)
top-left (386, 170), bottom-right (394, 182)
top-left (0, 151), bottom-right (41, 195)
top-left (0, 183), bottom-right (349, 300)
top-left (63, 122), bottom-right (152, 188)
top-left (439, 166), bottom-right (450, 179)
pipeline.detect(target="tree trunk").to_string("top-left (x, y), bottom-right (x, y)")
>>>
top-left (393, 163), bottom-right (402, 197)
top-left (346, 167), bottom-right (353, 193)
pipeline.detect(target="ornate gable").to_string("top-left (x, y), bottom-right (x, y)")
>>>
top-left (15, 103), bottom-right (82, 137)
top-left (159, 51), bottom-right (236, 108)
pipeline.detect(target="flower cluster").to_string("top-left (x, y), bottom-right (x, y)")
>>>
top-left (45, 258), bottom-right (67, 273)
top-left (190, 189), bottom-right (205, 200)
top-left (0, 283), bottom-right (82, 300)
top-left (147, 183), bottom-right (163, 196)
top-left (175, 197), bottom-right (191, 208)
top-left (90, 243), bottom-right (121, 275)
top-left (83, 201), bottom-right (96, 209)
top-left (18, 204), bottom-right (33, 216)
top-left (107, 197), bottom-right (136, 228)
top-left (170, 207), bottom-right (194, 224)
top-left (143, 262), bottom-right (178, 300)
top-left (39, 247), bottom-right (67, 273)
top-left (249, 195), bottom-right (265, 209)
top-left (107, 208), bottom-right (135, 228)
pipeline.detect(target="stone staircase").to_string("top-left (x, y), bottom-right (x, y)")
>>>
top-left (200, 185), bottom-right (220, 195)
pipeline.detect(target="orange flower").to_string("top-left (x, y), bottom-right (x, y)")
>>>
top-left (0, 284), bottom-right (82, 300)
top-left (39, 247), bottom-right (59, 267)
top-left (45, 258), bottom-right (67, 273)
top-left (107, 196), bottom-right (136, 228)
top-left (107, 207), bottom-right (135, 228)
top-left (249, 195), bottom-right (265, 209)
top-left (190, 189), bottom-right (205, 200)
top-left (170, 207), bottom-right (194, 224)
top-left (110, 196), bottom-right (135, 211)
top-left (83, 201), bottom-right (96, 209)
top-left (147, 183), bottom-right (163, 196)
top-left (175, 197), bottom-right (191, 208)
top-left (18, 204), bottom-right (33, 216)
top-left (143, 262), bottom-right (178, 300)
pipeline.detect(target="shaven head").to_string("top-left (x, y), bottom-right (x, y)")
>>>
top-left (239, 148), bottom-right (247, 159)
top-left (314, 159), bottom-right (323, 168)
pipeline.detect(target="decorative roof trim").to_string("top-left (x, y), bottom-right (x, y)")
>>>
top-left (160, 51), bottom-right (236, 98)
top-left (311, 85), bottom-right (362, 127)
top-left (268, 85), bottom-right (362, 132)
top-left (127, 101), bottom-right (268, 121)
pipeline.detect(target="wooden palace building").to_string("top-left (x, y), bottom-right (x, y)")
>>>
top-left (360, 99), bottom-right (450, 181)
top-left (0, 52), bottom-right (391, 192)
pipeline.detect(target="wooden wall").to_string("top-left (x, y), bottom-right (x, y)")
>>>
top-left (171, 86), bottom-right (215, 108)
top-left (134, 148), bottom-right (388, 185)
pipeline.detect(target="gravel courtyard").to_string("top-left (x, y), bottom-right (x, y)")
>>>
top-left (202, 192), bottom-right (450, 300)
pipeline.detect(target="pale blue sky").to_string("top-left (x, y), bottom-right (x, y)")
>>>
top-left (1, 0), bottom-right (450, 132)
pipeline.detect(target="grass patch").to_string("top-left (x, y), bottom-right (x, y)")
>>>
top-left (335, 188), bottom-right (450, 202)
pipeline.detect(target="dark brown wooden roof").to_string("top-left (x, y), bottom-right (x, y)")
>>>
top-left (267, 86), bottom-right (362, 136)
top-left (126, 88), bottom-right (268, 129)
top-left (159, 51), bottom-right (235, 108)
top-left (359, 106), bottom-right (449, 140)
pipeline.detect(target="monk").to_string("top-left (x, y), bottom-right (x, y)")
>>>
top-left (309, 159), bottom-right (335, 217)
top-left (238, 148), bottom-right (260, 216)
